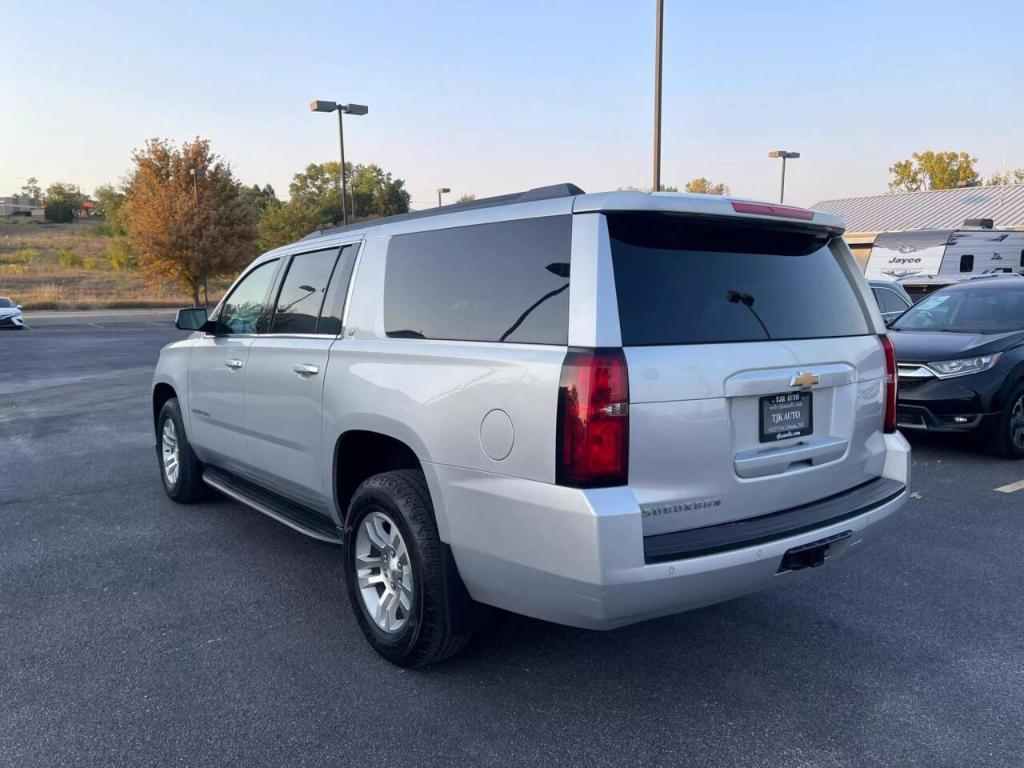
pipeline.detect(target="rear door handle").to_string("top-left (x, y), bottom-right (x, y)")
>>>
top-left (292, 363), bottom-right (320, 377)
top-left (225, 358), bottom-right (244, 370)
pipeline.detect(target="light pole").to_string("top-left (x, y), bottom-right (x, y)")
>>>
top-left (310, 100), bottom-right (369, 226)
top-left (189, 166), bottom-right (208, 307)
top-left (436, 187), bottom-right (451, 207)
top-left (768, 150), bottom-right (800, 203)
top-left (653, 0), bottom-right (664, 192)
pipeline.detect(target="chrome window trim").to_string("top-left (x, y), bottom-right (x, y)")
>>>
top-left (340, 241), bottom-right (364, 335)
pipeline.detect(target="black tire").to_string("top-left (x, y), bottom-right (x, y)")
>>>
top-left (156, 398), bottom-right (207, 502)
top-left (992, 384), bottom-right (1024, 459)
top-left (344, 470), bottom-right (472, 667)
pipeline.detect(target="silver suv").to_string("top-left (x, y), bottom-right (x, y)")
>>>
top-left (153, 185), bottom-right (910, 666)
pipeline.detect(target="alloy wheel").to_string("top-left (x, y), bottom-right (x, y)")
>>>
top-left (354, 510), bottom-right (415, 633)
top-left (161, 418), bottom-right (180, 486)
top-left (1011, 395), bottom-right (1024, 452)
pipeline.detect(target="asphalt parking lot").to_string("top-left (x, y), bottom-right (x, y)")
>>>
top-left (2, 314), bottom-right (1022, 768)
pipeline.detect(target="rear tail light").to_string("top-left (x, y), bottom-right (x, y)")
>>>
top-left (880, 335), bottom-right (897, 433)
top-left (556, 348), bottom-right (629, 488)
top-left (730, 200), bottom-right (815, 220)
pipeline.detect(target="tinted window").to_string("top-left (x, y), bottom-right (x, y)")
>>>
top-left (218, 260), bottom-right (278, 334)
top-left (876, 287), bottom-right (909, 314)
top-left (0, 298), bottom-right (13, 308)
top-left (892, 286), bottom-right (1024, 333)
top-left (384, 216), bottom-right (571, 344)
top-left (960, 254), bottom-right (974, 272)
top-left (317, 244), bottom-right (358, 335)
top-left (609, 213), bottom-right (871, 346)
top-left (270, 249), bottom-right (339, 334)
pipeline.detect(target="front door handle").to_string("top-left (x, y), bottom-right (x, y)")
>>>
top-left (225, 358), bottom-right (244, 370)
top-left (292, 363), bottom-right (320, 377)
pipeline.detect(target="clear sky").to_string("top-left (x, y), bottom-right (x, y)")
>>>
top-left (3, 0), bottom-right (1022, 209)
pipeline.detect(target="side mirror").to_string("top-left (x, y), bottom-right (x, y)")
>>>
top-left (175, 307), bottom-right (208, 331)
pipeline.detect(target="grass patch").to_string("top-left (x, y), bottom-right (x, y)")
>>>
top-left (0, 218), bottom-right (227, 309)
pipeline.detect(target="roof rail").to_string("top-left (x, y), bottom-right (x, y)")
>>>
top-left (302, 183), bottom-right (585, 241)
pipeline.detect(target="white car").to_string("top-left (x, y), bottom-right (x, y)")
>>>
top-left (0, 297), bottom-right (24, 330)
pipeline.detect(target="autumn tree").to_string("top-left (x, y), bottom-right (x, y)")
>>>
top-left (457, 193), bottom-right (476, 203)
top-left (684, 177), bottom-right (730, 195)
top-left (888, 151), bottom-right (979, 192)
top-left (122, 137), bottom-right (255, 306)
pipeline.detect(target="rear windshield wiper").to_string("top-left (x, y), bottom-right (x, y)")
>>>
top-left (726, 290), bottom-right (771, 340)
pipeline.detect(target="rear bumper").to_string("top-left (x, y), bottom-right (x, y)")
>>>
top-left (430, 432), bottom-right (911, 630)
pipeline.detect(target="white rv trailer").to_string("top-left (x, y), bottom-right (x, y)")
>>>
top-left (863, 220), bottom-right (1024, 299)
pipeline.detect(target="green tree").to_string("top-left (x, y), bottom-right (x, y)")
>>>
top-left (93, 183), bottom-right (128, 233)
top-left (350, 164), bottom-right (411, 219)
top-left (43, 182), bottom-right (85, 211)
top-left (987, 169), bottom-right (1024, 186)
top-left (888, 151), bottom-right (979, 192)
top-left (239, 183), bottom-right (280, 219)
top-left (684, 177), bottom-right (730, 195)
top-left (257, 161), bottom-right (411, 251)
top-left (122, 137), bottom-right (256, 306)
top-left (20, 177), bottom-right (42, 202)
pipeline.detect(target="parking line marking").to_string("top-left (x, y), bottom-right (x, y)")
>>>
top-left (995, 479), bottom-right (1024, 494)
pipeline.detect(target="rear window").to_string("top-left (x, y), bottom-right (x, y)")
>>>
top-left (608, 213), bottom-right (871, 346)
top-left (384, 216), bottom-right (571, 344)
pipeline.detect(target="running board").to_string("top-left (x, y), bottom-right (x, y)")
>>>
top-left (202, 467), bottom-right (342, 544)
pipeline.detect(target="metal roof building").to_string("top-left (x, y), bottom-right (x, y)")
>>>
top-left (813, 184), bottom-right (1024, 236)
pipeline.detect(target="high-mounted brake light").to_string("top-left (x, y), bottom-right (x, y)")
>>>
top-left (730, 200), bottom-right (815, 220)
top-left (556, 348), bottom-right (629, 488)
top-left (880, 335), bottom-right (898, 433)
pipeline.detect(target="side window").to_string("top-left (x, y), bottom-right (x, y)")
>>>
top-left (270, 248), bottom-right (340, 334)
top-left (1019, 249), bottom-right (1023, 268)
top-left (218, 260), bottom-right (279, 335)
top-left (317, 244), bottom-right (358, 335)
top-left (878, 288), bottom-right (909, 314)
top-left (960, 254), bottom-right (974, 272)
top-left (384, 216), bottom-right (572, 344)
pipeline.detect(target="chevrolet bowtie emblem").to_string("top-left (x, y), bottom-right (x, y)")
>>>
top-left (790, 371), bottom-right (820, 390)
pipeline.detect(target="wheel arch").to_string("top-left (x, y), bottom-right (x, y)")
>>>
top-left (152, 382), bottom-right (178, 432)
top-left (333, 429), bottom-right (426, 529)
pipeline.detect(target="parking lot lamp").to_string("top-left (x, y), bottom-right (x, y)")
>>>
top-left (310, 100), bottom-right (369, 226)
top-left (437, 187), bottom-right (451, 207)
top-left (768, 150), bottom-right (800, 203)
top-left (189, 167), bottom-right (208, 307)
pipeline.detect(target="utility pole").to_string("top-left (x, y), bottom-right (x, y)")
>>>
top-left (190, 167), bottom-right (208, 307)
top-left (653, 0), bottom-right (664, 192)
